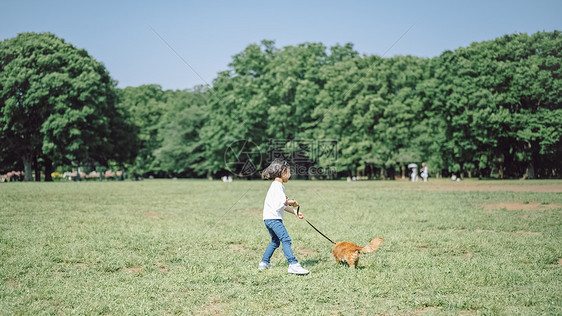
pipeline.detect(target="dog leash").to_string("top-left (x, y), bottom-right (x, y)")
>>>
top-left (296, 206), bottom-right (336, 245)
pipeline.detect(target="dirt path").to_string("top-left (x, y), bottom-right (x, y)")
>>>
top-left (482, 201), bottom-right (561, 211)
top-left (411, 180), bottom-right (562, 192)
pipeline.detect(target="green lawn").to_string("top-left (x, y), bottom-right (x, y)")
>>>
top-left (1, 179), bottom-right (561, 315)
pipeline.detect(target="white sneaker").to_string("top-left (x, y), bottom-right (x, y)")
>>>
top-left (288, 263), bottom-right (309, 275)
top-left (258, 262), bottom-right (273, 270)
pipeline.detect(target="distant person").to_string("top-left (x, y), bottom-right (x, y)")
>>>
top-left (258, 159), bottom-right (309, 275)
top-left (411, 166), bottom-right (418, 182)
top-left (421, 162), bottom-right (428, 182)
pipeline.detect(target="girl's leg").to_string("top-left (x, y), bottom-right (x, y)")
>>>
top-left (261, 220), bottom-right (281, 264)
top-left (266, 219), bottom-right (298, 265)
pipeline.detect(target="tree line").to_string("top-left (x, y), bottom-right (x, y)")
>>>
top-left (1, 31), bottom-right (560, 181)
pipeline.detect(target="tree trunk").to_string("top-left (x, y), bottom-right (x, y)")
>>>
top-left (44, 158), bottom-right (53, 182)
top-left (387, 166), bottom-right (396, 180)
top-left (525, 142), bottom-right (539, 180)
top-left (34, 156), bottom-right (41, 181)
top-left (498, 162), bottom-right (504, 179)
top-left (503, 150), bottom-right (514, 179)
top-left (522, 163), bottom-right (533, 179)
top-left (22, 155), bottom-right (33, 181)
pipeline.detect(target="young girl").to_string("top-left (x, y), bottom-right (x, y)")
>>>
top-left (259, 159), bottom-right (309, 275)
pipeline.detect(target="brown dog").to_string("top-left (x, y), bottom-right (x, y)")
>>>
top-left (332, 237), bottom-right (383, 268)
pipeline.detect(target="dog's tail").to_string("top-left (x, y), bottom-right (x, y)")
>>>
top-left (361, 237), bottom-right (383, 253)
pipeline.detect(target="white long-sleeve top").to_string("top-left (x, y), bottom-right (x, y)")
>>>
top-left (263, 181), bottom-right (287, 220)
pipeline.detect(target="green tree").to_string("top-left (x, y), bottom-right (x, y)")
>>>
top-left (371, 55), bottom-right (432, 178)
top-left (313, 54), bottom-right (432, 179)
top-left (0, 32), bottom-right (132, 181)
top-left (112, 31), bottom-right (560, 180)
top-left (153, 87), bottom-right (207, 176)
top-left (198, 41), bottom-right (342, 178)
top-left (116, 84), bottom-right (166, 177)
top-left (435, 31), bottom-right (562, 178)
top-left (198, 41), bottom-right (275, 177)
top-left (313, 54), bottom-right (376, 177)
top-left (263, 42), bottom-right (329, 140)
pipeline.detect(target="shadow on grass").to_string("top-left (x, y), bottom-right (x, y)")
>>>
top-left (329, 261), bottom-right (368, 270)
top-left (300, 256), bottom-right (370, 270)
top-left (299, 258), bottom-right (324, 267)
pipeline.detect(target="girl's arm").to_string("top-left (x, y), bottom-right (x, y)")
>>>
top-left (284, 196), bottom-right (299, 207)
top-left (284, 206), bottom-right (304, 219)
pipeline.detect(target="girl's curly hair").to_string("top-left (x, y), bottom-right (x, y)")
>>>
top-left (261, 159), bottom-right (290, 180)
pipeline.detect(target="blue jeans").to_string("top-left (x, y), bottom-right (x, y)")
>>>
top-left (261, 219), bottom-right (298, 265)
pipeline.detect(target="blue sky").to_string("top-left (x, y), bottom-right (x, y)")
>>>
top-left (2, 0), bottom-right (561, 90)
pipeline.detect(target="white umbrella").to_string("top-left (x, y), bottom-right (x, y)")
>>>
top-left (408, 163), bottom-right (417, 169)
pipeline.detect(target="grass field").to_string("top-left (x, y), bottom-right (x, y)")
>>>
top-left (1, 179), bottom-right (561, 315)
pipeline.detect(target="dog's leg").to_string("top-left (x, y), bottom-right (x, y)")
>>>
top-left (347, 252), bottom-right (359, 268)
